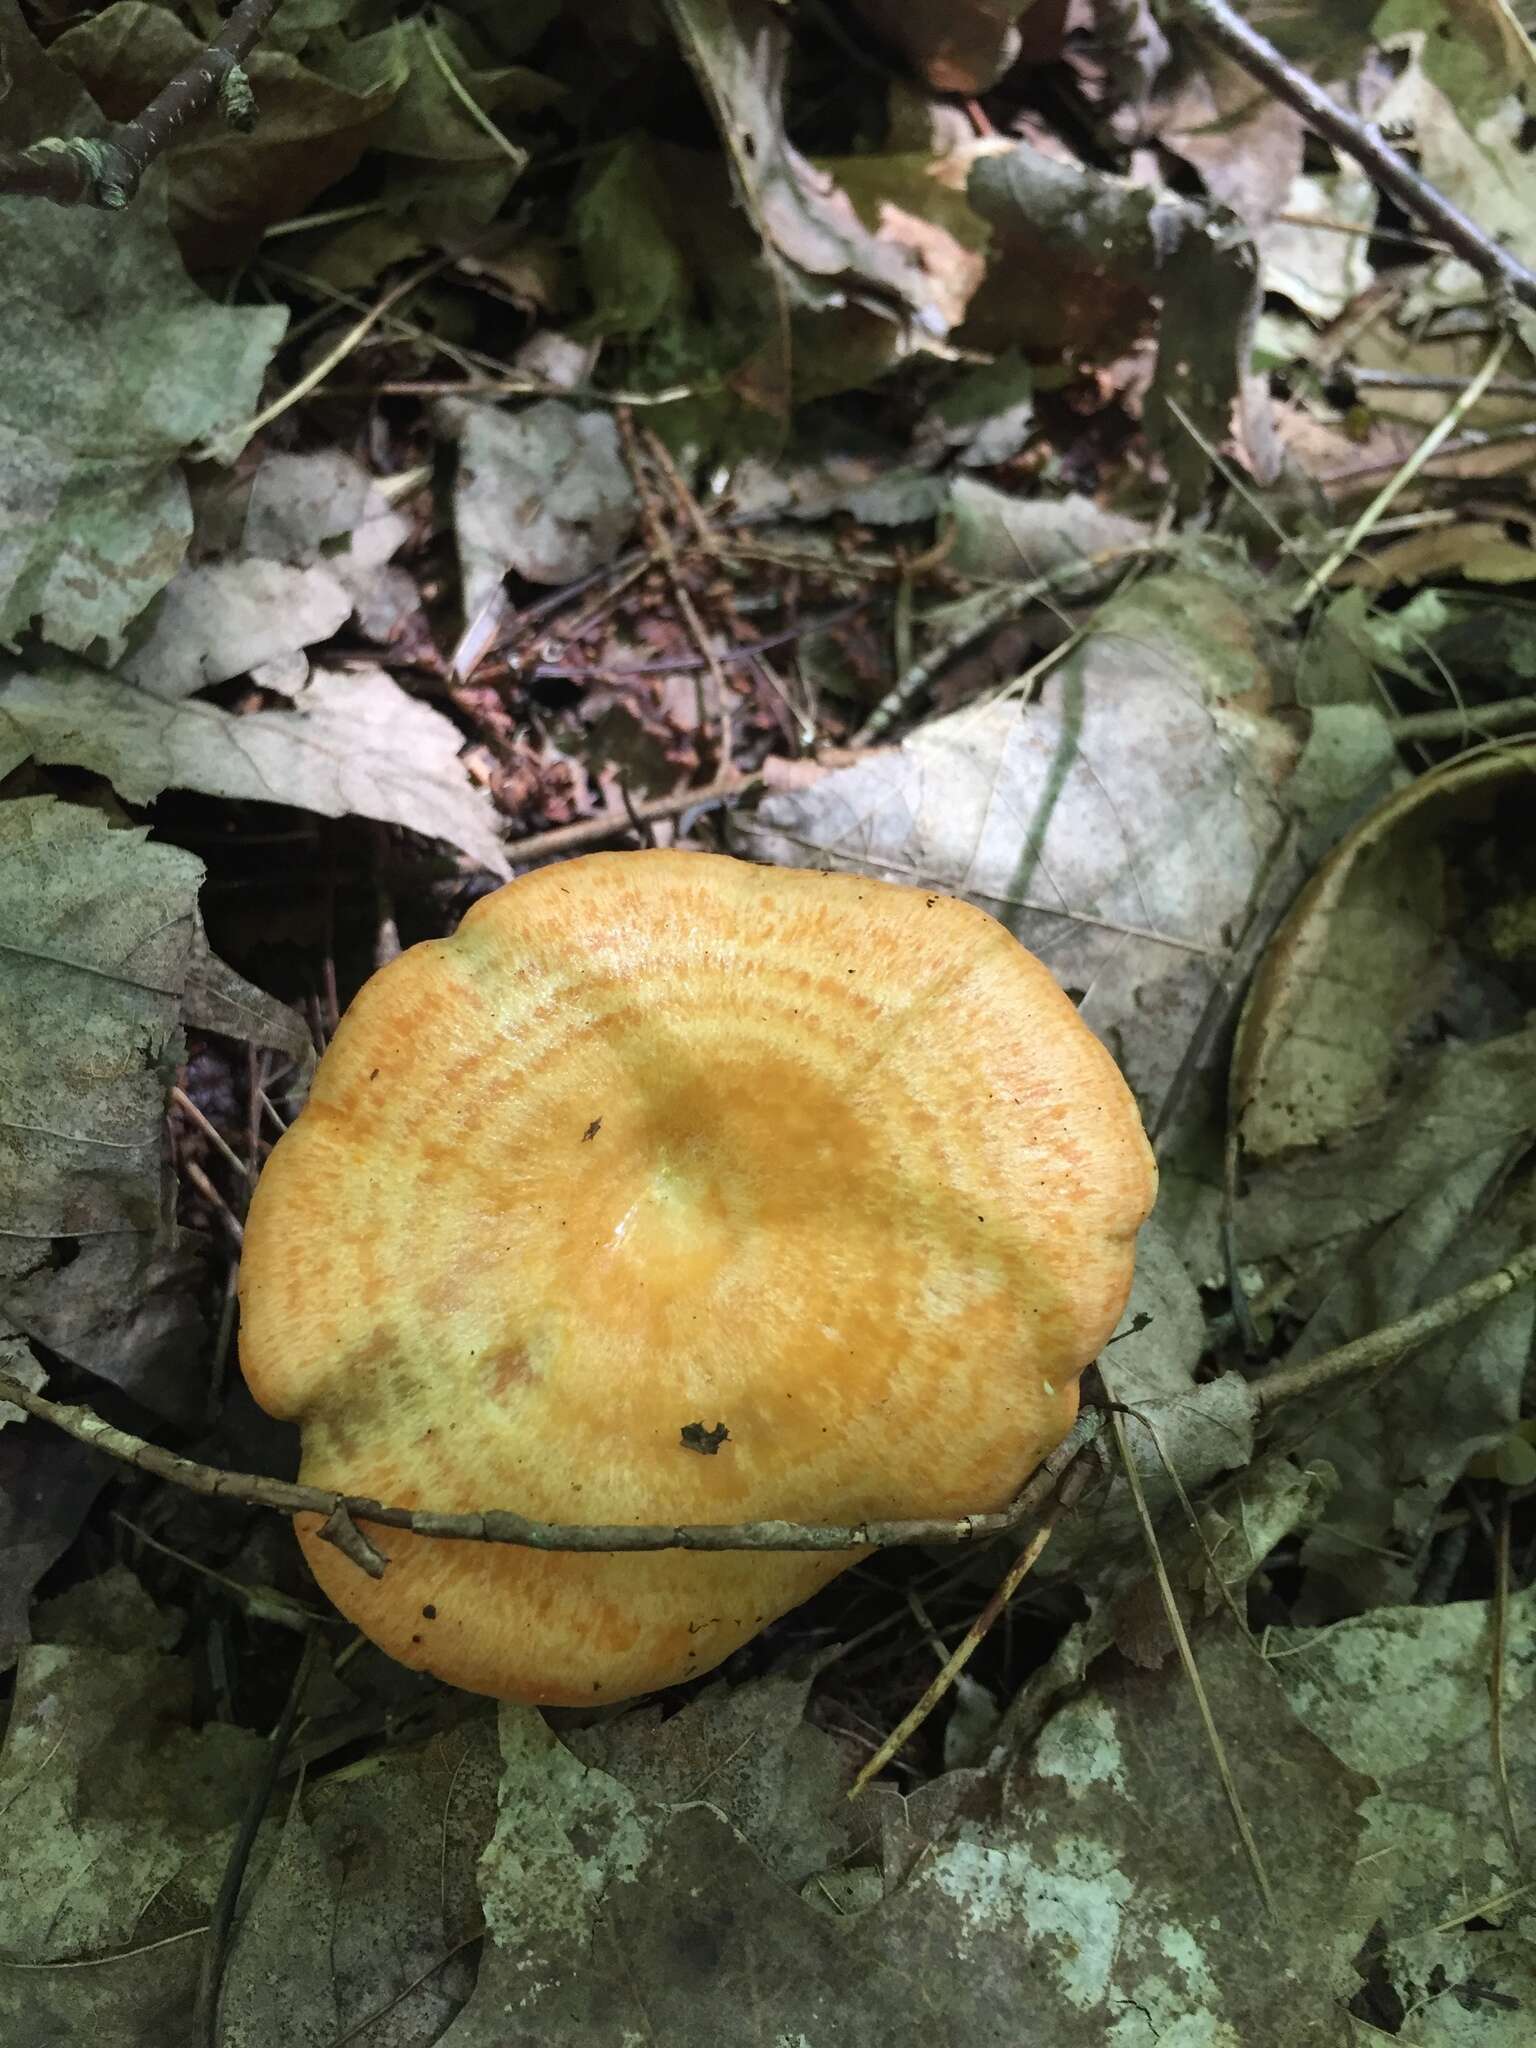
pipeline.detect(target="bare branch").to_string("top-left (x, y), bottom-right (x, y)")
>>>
top-left (0, 0), bottom-right (281, 209)
top-left (1254, 1240), bottom-right (1536, 1413)
top-left (0, 1367), bottom-right (1098, 1557)
top-left (1170, 0), bottom-right (1536, 313)
top-left (3, 1240), bottom-right (1527, 1574)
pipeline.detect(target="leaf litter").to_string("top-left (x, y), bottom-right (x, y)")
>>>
top-left (2, 0), bottom-right (1536, 2041)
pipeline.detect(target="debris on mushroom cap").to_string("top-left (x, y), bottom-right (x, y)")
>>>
top-left (236, 850), bottom-right (1156, 1706)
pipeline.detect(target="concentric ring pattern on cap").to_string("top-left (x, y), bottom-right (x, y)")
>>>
top-left (238, 850), bottom-right (1156, 1705)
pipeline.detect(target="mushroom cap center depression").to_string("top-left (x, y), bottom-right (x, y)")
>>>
top-left (292, 1017), bottom-right (1049, 1516)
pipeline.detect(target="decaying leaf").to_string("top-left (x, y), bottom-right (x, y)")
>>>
top-left (1235, 745), bottom-right (1536, 1161)
top-left (221, 1713), bottom-right (498, 2046)
top-left (0, 797), bottom-right (197, 1259)
top-left (119, 559), bottom-right (353, 701)
top-left (437, 398), bottom-right (639, 610)
top-left (237, 448), bottom-right (418, 645)
top-left (0, 662), bottom-right (511, 878)
top-left (842, 0), bottom-right (1024, 93)
top-left (738, 566), bottom-right (1299, 1120)
top-left (0, 1387), bottom-right (110, 1675)
top-left (0, 797), bottom-right (234, 1423)
top-left (966, 143), bottom-right (1258, 504)
top-left (1279, 1152), bottom-right (1536, 1610)
top-left (664, 0), bottom-right (982, 337)
top-left (1044, 1222), bottom-right (1258, 1582)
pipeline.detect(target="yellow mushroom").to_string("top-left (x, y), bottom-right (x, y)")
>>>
top-left (237, 851), bottom-right (1156, 1705)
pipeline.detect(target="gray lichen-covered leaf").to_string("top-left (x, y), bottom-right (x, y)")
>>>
top-left (445, 1630), bottom-right (1377, 2046)
top-left (0, 1574), bottom-right (268, 2043)
top-left (0, 1636), bottom-right (265, 1959)
top-left (881, 1633), bottom-right (1377, 2044)
top-left (437, 398), bottom-right (638, 612)
top-left (0, 3), bottom-right (287, 657)
top-left (0, 796), bottom-right (197, 1258)
top-left (0, 662), bottom-right (510, 877)
top-left (737, 569), bottom-right (1297, 1123)
top-left (221, 1713), bottom-right (498, 2048)
top-left (1273, 1586), bottom-right (1536, 2035)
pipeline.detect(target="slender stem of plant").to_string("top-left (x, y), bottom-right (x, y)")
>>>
top-left (1254, 1240), bottom-right (1536, 1413)
top-left (193, 1630), bottom-right (319, 2048)
top-left (1294, 333), bottom-right (1514, 608)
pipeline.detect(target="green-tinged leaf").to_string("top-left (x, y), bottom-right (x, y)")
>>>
top-left (1376, 0), bottom-right (1536, 122)
top-left (573, 138), bottom-right (781, 427)
top-left (574, 136), bottom-right (694, 340)
top-left (332, 14), bottom-right (562, 163)
top-left (0, 4), bottom-right (286, 657)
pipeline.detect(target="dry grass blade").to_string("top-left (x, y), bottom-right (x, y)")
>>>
top-left (846, 1433), bottom-right (1099, 1799)
top-left (193, 1630), bottom-right (320, 2046)
top-left (1294, 331), bottom-right (1514, 609)
top-left (232, 256), bottom-right (450, 447)
top-left (1490, 1495), bottom-right (1521, 1866)
top-left (1104, 1402), bottom-right (1277, 1919)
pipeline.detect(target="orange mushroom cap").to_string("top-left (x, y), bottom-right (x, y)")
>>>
top-left (237, 851), bottom-right (1155, 1706)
